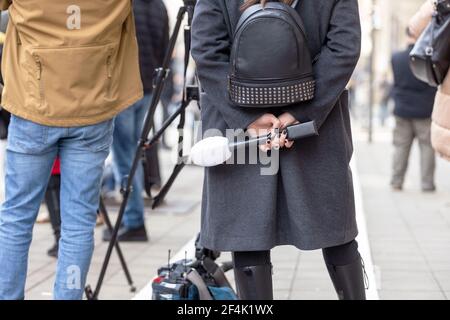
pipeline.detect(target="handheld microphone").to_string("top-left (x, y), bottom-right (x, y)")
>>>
top-left (189, 121), bottom-right (318, 167)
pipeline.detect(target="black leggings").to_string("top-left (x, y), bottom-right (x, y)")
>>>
top-left (233, 240), bottom-right (360, 268)
top-left (45, 175), bottom-right (61, 240)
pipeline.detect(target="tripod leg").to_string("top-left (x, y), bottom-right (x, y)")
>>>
top-left (85, 4), bottom-right (191, 300)
top-left (98, 197), bottom-right (136, 292)
top-left (152, 162), bottom-right (186, 209)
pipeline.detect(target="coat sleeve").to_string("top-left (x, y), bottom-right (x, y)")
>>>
top-left (285, 0), bottom-right (361, 130)
top-left (191, 0), bottom-right (264, 130)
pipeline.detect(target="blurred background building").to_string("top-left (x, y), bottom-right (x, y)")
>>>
top-left (356, 0), bottom-right (426, 133)
top-left (165, 0), bottom-right (428, 136)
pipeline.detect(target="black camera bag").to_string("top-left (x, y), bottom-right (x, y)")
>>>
top-left (410, 0), bottom-right (450, 87)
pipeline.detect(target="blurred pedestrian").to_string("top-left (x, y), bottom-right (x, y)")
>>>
top-left (0, 11), bottom-right (9, 140)
top-left (409, 0), bottom-right (450, 161)
top-left (102, 0), bottom-right (169, 242)
top-left (378, 75), bottom-right (392, 127)
top-left (0, 1), bottom-right (143, 300)
top-left (390, 28), bottom-right (437, 192)
top-left (46, 157), bottom-right (104, 258)
top-left (45, 159), bottom-right (61, 258)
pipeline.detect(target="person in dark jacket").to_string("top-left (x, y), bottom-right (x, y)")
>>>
top-left (390, 28), bottom-right (437, 192)
top-left (0, 11), bottom-right (9, 139)
top-left (192, 0), bottom-right (365, 300)
top-left (103, 0), bottom-right (169, 242)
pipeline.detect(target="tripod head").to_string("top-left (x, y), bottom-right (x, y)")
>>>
top-left (182, 0), bottom-right (196, 26)
top-left (183, 0), bottom-right (197, 7)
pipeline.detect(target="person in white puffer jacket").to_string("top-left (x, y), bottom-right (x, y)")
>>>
top-left (410, 0), bottom-right (450, 161)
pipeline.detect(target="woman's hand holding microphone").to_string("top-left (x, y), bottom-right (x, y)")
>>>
top-left (247, 112), bottom-right (299, 151)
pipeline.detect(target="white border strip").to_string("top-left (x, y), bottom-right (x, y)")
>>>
top-left (352, 157), bottom-right (379, 300)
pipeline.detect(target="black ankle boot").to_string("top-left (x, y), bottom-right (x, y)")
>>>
top-left (326, 258), bottom-right (367, 300)
top-left (102, 225), bottom-right (149, 242)
top-left (48, 234), bottom-right (60, 258)
top-left (233, 264), bottom-right (273, 300)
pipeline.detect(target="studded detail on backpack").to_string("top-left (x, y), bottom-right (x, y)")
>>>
top-left (228, 1), bottom-right (315, 108)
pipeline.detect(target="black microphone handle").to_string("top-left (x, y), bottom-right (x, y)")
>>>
top-left (284, 120), bottom-right (319, 141)
top-left (230, 120), bottom-right (318, 150)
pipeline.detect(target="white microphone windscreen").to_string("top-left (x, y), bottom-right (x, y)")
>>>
top-left (189, 136), bottom-right (232, 167)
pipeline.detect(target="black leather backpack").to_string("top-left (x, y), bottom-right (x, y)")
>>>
top-left (227, 0), bottom-right (315, 108)
top-left (410, 0), bottom-right (450, 87)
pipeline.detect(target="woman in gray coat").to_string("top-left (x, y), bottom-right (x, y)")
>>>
top-left (191, 0), bottom-right (365, 300)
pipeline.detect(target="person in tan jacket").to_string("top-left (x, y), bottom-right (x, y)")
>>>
top-left (0, 0), bottom-right (143, 300)
top-left (409, 0), bottom-right (450, 161)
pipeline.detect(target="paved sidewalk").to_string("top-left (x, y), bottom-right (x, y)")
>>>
top-left (25, 150), bottom-right (204, 300)
top-left (22, 149), bottom-right (344, 300)
top-left (355, 128), bottom-right (450, 300)
top-left (18, 121), bottom-right (450, 300)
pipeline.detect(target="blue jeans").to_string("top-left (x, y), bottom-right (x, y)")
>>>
top-left (112, 95), bottom-right (150, 229)
top-left (0, 116), bottom-right (113, 300)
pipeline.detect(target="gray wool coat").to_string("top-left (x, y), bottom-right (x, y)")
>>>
top-left (191, 0), bottom-right (361, 251)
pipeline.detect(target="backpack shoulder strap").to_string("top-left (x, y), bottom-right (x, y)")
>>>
top-left (236, 4), bottom-right (264, 32)
top-left (219, 0), bottom-right (233, 38)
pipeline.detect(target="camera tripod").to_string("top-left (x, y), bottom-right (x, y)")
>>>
top-left (85, 0), bottom-right (198, 300)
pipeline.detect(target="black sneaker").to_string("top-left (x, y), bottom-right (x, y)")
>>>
top-left (102, 223), bottom-right (124, 241)
top-left (47, 243), bottom-right (59, 258)
top-left (102, 225), bottom-right (149, 242)
top-left (422, 185), bottom-right (436, 193)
